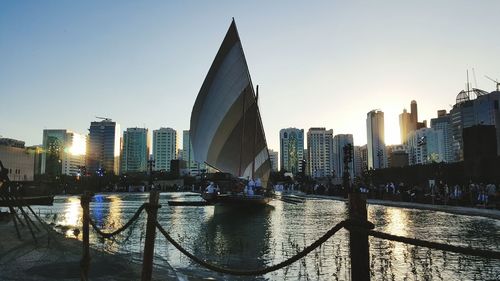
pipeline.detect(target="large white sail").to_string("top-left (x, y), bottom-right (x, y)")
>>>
top-left (190, 20), bottom-right (271, 187)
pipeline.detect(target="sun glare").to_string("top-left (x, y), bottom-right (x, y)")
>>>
top-left (70, 134), bottom-right (86, 156)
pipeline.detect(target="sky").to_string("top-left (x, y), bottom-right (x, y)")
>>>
top-left (1, 1), bottom-right (500, 152)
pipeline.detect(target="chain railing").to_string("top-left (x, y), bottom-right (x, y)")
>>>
top-left (79, 191), bottom-right (500, 281)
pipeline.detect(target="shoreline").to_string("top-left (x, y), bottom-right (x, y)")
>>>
top-left (291, 194), bottom-right (500, 220)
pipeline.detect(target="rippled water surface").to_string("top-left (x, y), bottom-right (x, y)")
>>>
top-left (34, 193), bottom-right (500, 280)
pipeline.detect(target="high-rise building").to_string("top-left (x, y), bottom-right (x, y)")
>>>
top-left (430, 110), bottom-right (454, 162)
top-left (353, 145), bottom-right (365, 178)
top-left (121, 128), bottom-right (150, 173)
top-left (386, 144), bottom-right (408, 168)
top-left (268, 149), bottom-right (279, 172)
top-left (367, 110), bottom-right (386, 169)
top-left (399, 109), bottom-right (412, 144)
top-left (152, 128), bottom-right (177, 172)
top-left (410, 100), bottom-right (418, 129)
top-left (307, 127), bottom-right (333, 178)
top-left (279, 128), bottom-right (304, 174)
top-left (450, 89), bottom-right (500, 160)
top-left (332, 134), bottom-right (354, 181)
top-left (0, 138), bottom-right (34, 181)
top-left (181, 130), bottom-right (206, 175)
top-left (42, 129), bottom-right (86, 176)
top-left (87, 119), bottom-right (121, 175)
top-left (26, 145), bottom-right (43, 176)
top-left (407, 128), bottom-right (445, 165)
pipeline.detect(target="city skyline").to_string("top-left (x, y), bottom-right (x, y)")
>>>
top-left (1, 1), bottom-right (500, 151)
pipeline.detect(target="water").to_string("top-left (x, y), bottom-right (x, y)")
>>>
top-left (34, 193), bottom-right (500, 280)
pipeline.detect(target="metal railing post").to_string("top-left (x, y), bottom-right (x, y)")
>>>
top-left (348, 192), bottom-right (370, 281)
top-left (141, 190), bottom-right (160, 281)
top-left (80, 191), bottom-right (91, 281)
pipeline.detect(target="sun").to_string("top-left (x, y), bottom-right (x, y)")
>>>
top-left (69, 134), bottom-right (86, 156)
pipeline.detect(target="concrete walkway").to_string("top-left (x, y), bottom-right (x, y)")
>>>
top-left (290, 194), bottom-right (500, 220)
top-left (0, 216), bottom-right (178, 281)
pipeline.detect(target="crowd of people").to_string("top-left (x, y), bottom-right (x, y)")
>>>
top-left (274, 180), bottom-right (499, 209)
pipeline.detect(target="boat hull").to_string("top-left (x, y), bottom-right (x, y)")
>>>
top-left (202, 193), bottom-right (271, 206)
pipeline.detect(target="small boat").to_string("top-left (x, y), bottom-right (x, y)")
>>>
top-left (190, 20), bottom-right (273, 206)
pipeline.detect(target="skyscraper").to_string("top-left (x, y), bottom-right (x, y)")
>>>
top-left (268, 149), bottom-right (279, 172)
top-left (399, 109), bottom-right (412, 144)
top-left (367, 110), bottom-right (386, 169)
top-left (307, 127), bottom-right (333, 178)
top-left (332, 134), bottom-right (354, 181)
top-left (121, 128), bottom-right (150, 173)
top-left (430, 110), bottom-right (454, 162)
top-left (153, 128), bottom-right (178, 172)
top-left (42, 129), bottom-right (86, 176)
top-left (279, 128), bottom-right (304, 174)
top-left (87, 119), bottom-right (121, 175)
top-left (450, 89), bottom-right (500, 160)
top-left (410, 100), bottom-right (418, 129)
top-left (407, 128), bottom-right (445, 165)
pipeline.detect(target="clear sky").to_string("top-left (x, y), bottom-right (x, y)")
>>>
top-left (1, 1), bottom-right (499, 152)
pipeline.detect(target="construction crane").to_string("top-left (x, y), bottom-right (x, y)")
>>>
top-left (485, 75), bottom-right (500, 92)
top-left (95, 116), bottom-right (112, 122)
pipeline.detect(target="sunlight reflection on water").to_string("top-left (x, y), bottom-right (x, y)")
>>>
top-left (36, 193), bottom-right (500, 281)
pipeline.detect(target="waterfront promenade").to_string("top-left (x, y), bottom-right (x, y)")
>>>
top-left (297, 193), bottom-right (500, 220)
top-left (0, 219), bottom-right (177, 281)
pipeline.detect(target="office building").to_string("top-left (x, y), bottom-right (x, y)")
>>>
top-left (430, 110), bottom-right (454, 162)
top-left (87, 119), bottom-right (121, 175)
top-left (450, 88), bottom-right (500, 160)
top-left (268, 149), bottom-right (279, 172)
top-left (307, 127), bottom-right (333, 178)
top-left (367, 110), bottom-right (386, 169)
top-left (407, 128), bottom-right (445, 165)
top-left (399, 109), bottom-right (412, 144)
top-left (41, 129), bottom-right (86, 176)
top-left (279, 128), bottom-right (304, 174)
top-left (121, 128), bottom-right (150, 173)
top-left (153, 128), bottom-right (177, 172)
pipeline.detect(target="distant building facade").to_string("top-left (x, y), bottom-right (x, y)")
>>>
top-left (268, 149), bottom-right (279, 172)
top-left (42, 129), bottom-right (86, 176)
top-left (450, 89), bottom-right (500, 161)
top-left (279, 128), bottom-right (304, 174)
top-left (181, 130), bottom-right (205, 175)
top-left (307, 127), bottom-right (333, 178)
top-left (353, 145), bottom-right (365, 178)
top-left (121, 128), bottom-right (150, 173)
top-left (399, 109), bottom-right (412, 144)
top-left (0, 138), bottom-right (34, 181)
top-left (332, 134), bottom-right (354, 181)
top-left (430, 110), bottom-right (454, 162)
top-left (87, 119), bottom-right (121, 175)
top-left (386, 144), bottom-right (408, 168)
top-left (367, 110), bottom-right (386, 169)
top-left (407, 128), bottom-right (445, 165)
top-left (152, 128), bottom-right (177, 172)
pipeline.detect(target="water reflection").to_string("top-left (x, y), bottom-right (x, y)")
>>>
top-left (34, 194), bottom-right (500, 281)
top-left (197, 206), bottom-right (272, 274)
top-left (62, 196), bottom-right (82, 237)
